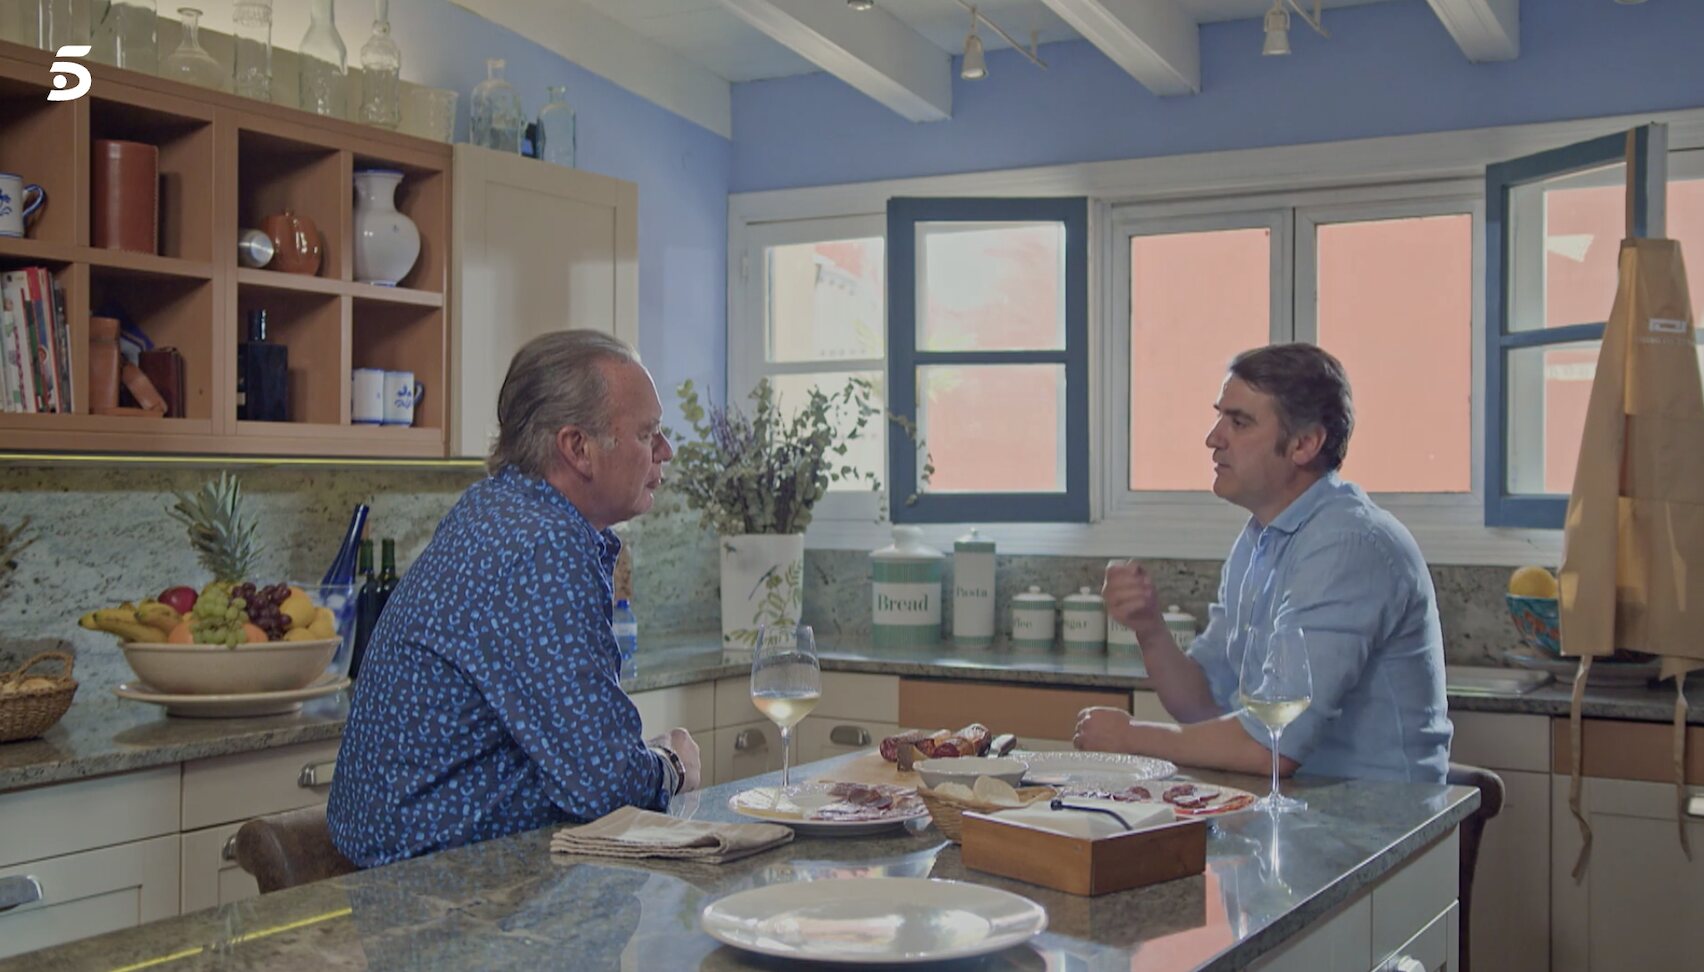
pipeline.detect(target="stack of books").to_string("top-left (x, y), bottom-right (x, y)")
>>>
top-left (0, 267), bottom-right (73, 414)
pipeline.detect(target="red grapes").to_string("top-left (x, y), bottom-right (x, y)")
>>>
top-left (232, 582), bottom-right (294, 640)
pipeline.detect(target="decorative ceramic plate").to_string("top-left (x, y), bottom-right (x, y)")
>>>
top-left (1057, 778), bottom-right (1259, 817)
top-left (113, 674), bottom-right (348, 717)
top-left (700, 877), bottom-right (1046, 964)
top-left (729, 782), bottom-right (928, 836)
top-left (1012, 750), bottom-right (1177, 788)
top-left (1499, 650), bottom-right (1662, 688)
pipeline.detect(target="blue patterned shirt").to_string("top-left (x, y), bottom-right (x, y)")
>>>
top-left (328, 467), bottom-right (669, 867)
top-left (1185, 474), bottom-right (1453, 783)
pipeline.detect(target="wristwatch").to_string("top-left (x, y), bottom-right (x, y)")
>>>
top-left (653, 745), bottom-right (686, 795)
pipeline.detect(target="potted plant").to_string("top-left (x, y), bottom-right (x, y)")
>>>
top-left (668, 377), bottom-right (888, 651)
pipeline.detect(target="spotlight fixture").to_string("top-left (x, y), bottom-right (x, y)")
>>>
top-left (961, 8), bottom-right (987, 80)
top-left (846, 0), bottom-right (875, 10)
top-left (1261, 0), bottom-right (1329, 57)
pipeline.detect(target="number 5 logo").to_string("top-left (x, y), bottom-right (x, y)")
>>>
top-left (47, 46), bottom-right (92, 102)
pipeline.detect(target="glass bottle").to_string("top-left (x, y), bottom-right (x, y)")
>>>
top-left (470, 58), bottom-right (524, 154)
top-left (159, 7), bottom-right (229, 92)
top-left (536, 85), bottom-right (576, 167)
top-left (375, 538), bottom-right (400, 616)
top-left (351, 539), bottom-right (379, 679)
top-left (298, 0), bottom-right (348, 118)
top-left (92, 1), bottom-right (158, 74)
top-left (231, 0), bottom-right (272, 101)
top-left (320, 504), bottom-right (370, 587)
top-left (18, 0), bottom-right (83, 52)
top-left (358, 0), bottom-right (400, 128)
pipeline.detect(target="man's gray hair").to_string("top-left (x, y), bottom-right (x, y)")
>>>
top-left (487, 330), bottom-right (641, 477)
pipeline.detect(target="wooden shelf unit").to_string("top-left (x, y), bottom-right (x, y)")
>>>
top-left (0, 39), bottom-right (451, 458)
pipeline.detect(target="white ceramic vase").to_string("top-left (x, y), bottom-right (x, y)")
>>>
top-left (720, 533), bottom-right (804, 655)
top-left (352, 169), bottom-right (419, 286)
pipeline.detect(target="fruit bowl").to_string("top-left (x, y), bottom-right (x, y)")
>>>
top-left (1506, 595), bottom-right (1561, 657)
top-left (118, 638), bottom-right (339, 695)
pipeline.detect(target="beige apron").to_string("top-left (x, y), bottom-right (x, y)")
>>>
top-left (1558, 135), bottom-right (1703, 879)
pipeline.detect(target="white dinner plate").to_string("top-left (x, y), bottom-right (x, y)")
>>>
top-left (1013, 750), bottom-right (1177, 788)
top-left (728, 783), bottom-right (929, 836)
top-left (1499, 650), bottom-right (1662, 688)
top-left (113, 674), bottom-right (349, 717)
top-left (700, 876), bottom-right (1047, 964)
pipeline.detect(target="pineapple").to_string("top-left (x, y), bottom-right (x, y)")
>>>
top-left (168, 472), bottom-right (262, 583)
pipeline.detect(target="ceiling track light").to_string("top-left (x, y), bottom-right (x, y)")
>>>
top-left (951, 0), bottom-right (1046, 80)
top-left (1263, 0), bottom-right (1329, 57)
top-left (846, 0), bottom-right (875, 10)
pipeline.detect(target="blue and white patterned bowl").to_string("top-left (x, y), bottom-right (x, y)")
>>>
top-left (1506, 595), bottom-right (1561, 657)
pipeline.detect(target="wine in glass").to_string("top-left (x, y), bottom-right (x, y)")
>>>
top-left (751, 623), bottom-right (822, 791)
top-left (1238, 623), bottom-right (1312, 813)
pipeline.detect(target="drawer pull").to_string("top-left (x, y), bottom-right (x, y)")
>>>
top-left (734, 729), bottom-right (768, 753)
top-left (0, 875), bottom-right (43, 913)
top-left (298, 760), bottom-right (337, 788)
top-left (1379, 955), bottom-right (1426, 972)
top-left (1688, 795), bottom-right (1704, 819)
top-left (222, 834), bottom-right (239, 862)
top-left (829, 725), bottom-right (871, 747)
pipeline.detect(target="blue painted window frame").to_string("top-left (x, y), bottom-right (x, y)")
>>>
top-left (1484, 129), bottom-right (1652, 528)
top-left (887, 197), bottom-right (1090, 523)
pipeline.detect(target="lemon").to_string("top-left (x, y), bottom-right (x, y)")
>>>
top-left (284, 627), bottom-right (318, 642)
top-left (280, 593), bottom-right (315, 630)
top-left (1509, 565), bottom-right (1559, 598)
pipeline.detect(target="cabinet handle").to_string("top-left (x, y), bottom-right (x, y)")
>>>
top-left (829, 725), bottom-right (871, 747)
top-left (222, 834), bottom-right (239, 862)
top-left (1687, 795), bottom-right (1704, 819)
top-left (734, 728), bottom-right (768, 752)
top-left (0, 875), bottom-right (43, 913)
top-left (1378, 955), bottom-right (1426, 972)
top-left (298, 760), bottom-right (337, 788)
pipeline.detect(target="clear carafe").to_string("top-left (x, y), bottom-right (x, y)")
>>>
top-left (536, 84), bottom-right (576, 167)
top-left (358, 0), bottom-right (401, 128)
top-left (18, 0), bottom-right (85, 51)
top-left (470, 58), bottom-right (524, 153)
top-left (298, 0), bottom-right (348, 118)
top-left (92, 1), bottom-right (157, 74)
top-left (159, 7), bottom-right (229, 92)
top-left (231, 0), bottom-right (272, 101)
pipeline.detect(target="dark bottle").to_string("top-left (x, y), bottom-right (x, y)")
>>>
top-left (321, 504), bottom-right (370, 587)
top-left (236, 309), bottom-right (289, 421)
top-left (375, 538), bottom-right (400, 618)
top-left (350, 539), bottom-right (379, 680)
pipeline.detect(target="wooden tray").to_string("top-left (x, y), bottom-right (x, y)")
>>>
top-left (960, 810), bottom-right (1206, 896)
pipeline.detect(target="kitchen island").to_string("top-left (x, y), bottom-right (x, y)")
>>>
top-left (6, 751), bottom-right (1476, 972)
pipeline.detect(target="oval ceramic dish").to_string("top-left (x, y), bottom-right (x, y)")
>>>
top-left (119, 638), bottom-right (339, 695)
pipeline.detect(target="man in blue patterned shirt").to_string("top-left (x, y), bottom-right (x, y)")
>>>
top-left (329, 331), bottom-right (700, 867)
top-left (1076, 344), bottom-right (1451, 783)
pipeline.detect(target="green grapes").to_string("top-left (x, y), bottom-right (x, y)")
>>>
top-left (190, 585), bottom-right (248, 647)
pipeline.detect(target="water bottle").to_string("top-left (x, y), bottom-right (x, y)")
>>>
top-left (321, 504), bottom-right (370, 587)
top-left (612, 599), bottom-right (638, 686)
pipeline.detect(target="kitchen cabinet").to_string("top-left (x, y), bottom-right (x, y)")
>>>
top-left (898, 677), bottom-right (1130, 750)
top-left (797, 672), bottom-right (899, 764)
top-left (711, 719), bottom-right (786, 786)
top-left (450, 145), bottom-right (638, 457)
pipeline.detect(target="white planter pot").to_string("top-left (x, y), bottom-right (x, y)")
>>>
top-left (352, 169), bottom-right (420, 286)
top-left (720, 533), bottom-right (805, 653)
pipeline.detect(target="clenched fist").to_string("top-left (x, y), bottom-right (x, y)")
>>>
top-left (1102, 559), bottom-right (1165, 639)
top-left (1074, 706), bottom-right (1135, 753)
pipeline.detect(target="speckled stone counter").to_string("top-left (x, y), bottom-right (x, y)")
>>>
top-left (5, 632), bottom-right (1700, 795)
top-left (4, 751), bottom-right (1478, 972)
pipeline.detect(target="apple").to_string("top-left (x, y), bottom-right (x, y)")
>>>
top-left (159, 586), bottom-right (198, 615)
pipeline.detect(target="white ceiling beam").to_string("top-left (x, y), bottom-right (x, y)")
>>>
top-left (1426, 0), bottom-right (1519, 62)
top-left (714, 0), bottom-right (951, 123)
top-left (1037, 0), bottom-right (1199, 97)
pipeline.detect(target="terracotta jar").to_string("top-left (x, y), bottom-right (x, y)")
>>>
top-left (261, 211), bottom-right (323, 275)
top-left (88, 316), bottom-right (121, 412)
top-left (91, 140), bottom-right (159, 254)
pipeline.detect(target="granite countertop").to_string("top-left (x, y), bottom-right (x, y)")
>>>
top-left (5, 751), bottom-right (1478, 972)
top-left (3, 631), bottom-right (1698, 796)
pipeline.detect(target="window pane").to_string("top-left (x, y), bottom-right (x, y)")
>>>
top-left (1129, 228), bottom-right (1271, 491)
top-left (1520, 164), bottom-right (1625, 331)
top-left (917, 222), bottom-right (1065, 351)
top-left (1506, 342), bottom-right (1597, 496)
top-left (1319, 215), bottom-right (1472, 493)
top-left (769, 371), bottom-right (885, 493)
top-left (765, 238), bottom-right (884, 363)
top-left (918, 364), bottom-right (1064, 493)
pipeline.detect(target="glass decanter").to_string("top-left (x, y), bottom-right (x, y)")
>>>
top-left (92, 1), bottom-right (158, 74)
top-left (536, 85), bottom-right (576, 167)
top-left (358, 0), bottom-right (401, 128)
top-left (470, 58), bottom-right (524, 153)
top-left (159, 7), bottom-right (229, 92)
top-left (231, 0), bottom-right (272, 101)
top-left (298, 0), bottom-right (348, 118)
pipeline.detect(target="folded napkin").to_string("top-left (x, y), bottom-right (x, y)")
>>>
top-left (550, 806), bottom-right (794, 864)
top-left (992, 797), bottom-right (1175, 839)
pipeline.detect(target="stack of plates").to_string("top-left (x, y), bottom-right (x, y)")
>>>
top-left (114, 673), bottom-right (347, 718)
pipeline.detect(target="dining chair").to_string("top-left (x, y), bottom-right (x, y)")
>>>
top-left (233, 804), bottom-right (359, 893)
top-left (1446, 762), bottom-right (1506, 972)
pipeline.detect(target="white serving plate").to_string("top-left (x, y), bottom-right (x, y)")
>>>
top-left (700, 876), bottom-right (1046, 964)
top-left (1013, 750), bottom-right (1177, 788)
top-left (1500, 650), bottom-right (1662, 688)
top-left (113, 674), bottom-right (348, 717)
top-left (728, 783), bottom-right (928, 836)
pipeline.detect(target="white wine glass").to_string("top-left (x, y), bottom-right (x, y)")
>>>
top-left (1238, 623), bottom-right (1312, 813)
top-left (751, 623), bottom-right (822, 791)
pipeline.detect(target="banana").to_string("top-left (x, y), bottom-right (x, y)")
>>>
top-left (78, 609), bottom-right (103, 630)
top-left (88, 606), bottom-right (165, 643)
top-left (135, 601), bottom-right (182, 635)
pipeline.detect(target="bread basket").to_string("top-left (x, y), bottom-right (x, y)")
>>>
top-left (919, 783), bottom-right (1056, 843)
top-left (0, 651), bottom-right (78, 743)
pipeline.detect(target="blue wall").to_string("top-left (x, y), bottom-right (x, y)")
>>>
top-left (731, 0), bottom-right (1704, 192)
top-left (395, 1), bottom-right (731, 416)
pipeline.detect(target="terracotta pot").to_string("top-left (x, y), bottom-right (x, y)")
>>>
top-left (88, 316), bottom-right (120, 412)
top-left (261, 211), bottom-right (323, 275)
top-left (91, 140), bottom-right (159, 254)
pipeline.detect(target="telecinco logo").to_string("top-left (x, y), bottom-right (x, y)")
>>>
top-left (47, 46), bottom-right (92, 101)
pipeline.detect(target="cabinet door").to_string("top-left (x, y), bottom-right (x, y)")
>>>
top-left (180, 823), bottom-right (255, 915)
top-left (1463, 769), bottom-right (1548, 972)
top-left (630, 683), bottom-right (716, 737)
top-left (1551, 775), bottom-right (1704, 972)
top-left (0, 835), bottom-right (180, 959)
top-left (1131, 689), bottom-right (1177, 726)
top-left (450, 144), bottom-right (638, 457)
top-left (796, 718), bottom-right (900, 764)
top-left (713, 719), bottom-right (786, 785)
top-left (181, 739), bottom-right (341, 830)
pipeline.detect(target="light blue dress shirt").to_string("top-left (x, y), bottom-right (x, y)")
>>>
top-left (1185, 473), bottom-right (1453, 783)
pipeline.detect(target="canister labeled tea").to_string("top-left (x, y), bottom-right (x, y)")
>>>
top-left (952, 528), bottom-right (996, 648)
top-left (871, 526), bottom-right (943, 648)
top-left (1061, 586), bottom-right (1106, 654)
top-left (1010, 586), bottom-right (1056, 653)
top-left (1163, 605), bottom-right (1198, 649)
top-left (1107, 615), bottom-right (1141, 654)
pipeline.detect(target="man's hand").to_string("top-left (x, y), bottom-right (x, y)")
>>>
top-left (1073, 706), bottom-right (1136, 753)
top-left (652, 727), bottom-right (703, 793)
top-left (1103, 560), bottom-right (1165, 638)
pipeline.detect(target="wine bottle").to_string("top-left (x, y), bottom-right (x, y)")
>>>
top-left (321, 504), bottom-right (371, 587)
top-left (350, 539), bottom-right (379, 680)
top-left (375, 538), bottom-right (400, 617)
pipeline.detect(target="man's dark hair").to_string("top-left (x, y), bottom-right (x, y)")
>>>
top-left (1228, 344), bottom-right (1354, 473)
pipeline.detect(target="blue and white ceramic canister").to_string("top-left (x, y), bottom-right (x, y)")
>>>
top-left (1062, 586), bottom-right (1106, 654)
top-left (1010, 586), bottom-right (1056, 653)
top-left (871, 526), bottom-right (943, 649)
top-left (952, 528), bottom-right (995, 648)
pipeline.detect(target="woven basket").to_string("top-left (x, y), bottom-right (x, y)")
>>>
top-left (919, 784), bottom-right (1056, 843)
top-left (0, 651), bottom-right (78, 743)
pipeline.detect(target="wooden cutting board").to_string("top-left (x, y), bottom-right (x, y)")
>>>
top-left (810, 752), bottom-right (919, 788)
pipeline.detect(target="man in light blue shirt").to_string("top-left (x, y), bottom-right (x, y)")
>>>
top-left (1076, 344), bottom-right (1452, 783)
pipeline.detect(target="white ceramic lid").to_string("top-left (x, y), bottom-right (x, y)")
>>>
top-left (1011, 584), bottom-right (1055, 606)
top-left (871, 524), bottom-right (943, 561)
top-left (1063, 585), bottom-right (1103, 607)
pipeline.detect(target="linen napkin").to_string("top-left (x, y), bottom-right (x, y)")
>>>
top-left (991, 797), bottom-right (1175, 839)
top-left (549, 806), bottom-right (794, 864)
